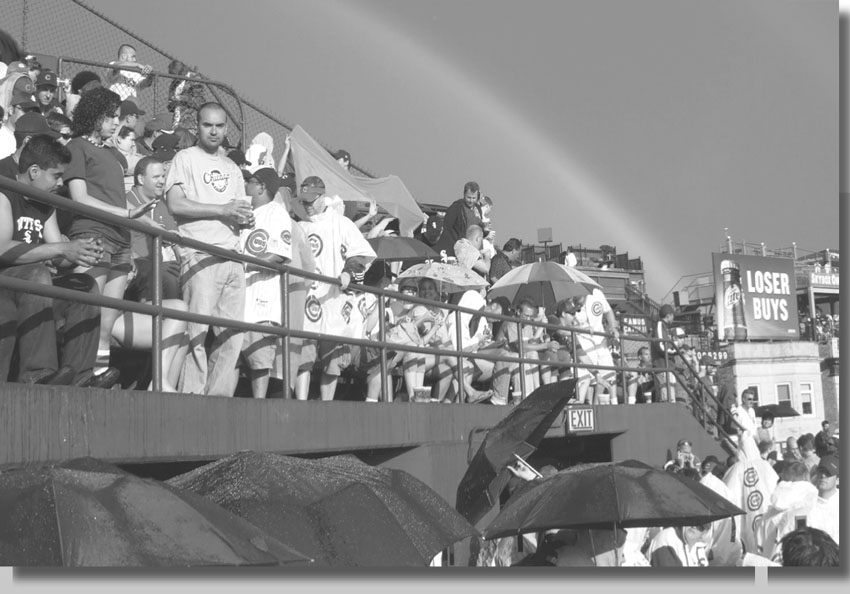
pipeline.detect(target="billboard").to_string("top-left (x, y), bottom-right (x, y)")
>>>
top-left (712, 253), bottom-right (799, 341)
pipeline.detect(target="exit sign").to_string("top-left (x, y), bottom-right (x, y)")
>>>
top-left (565, 407), bottom-right (595, 432)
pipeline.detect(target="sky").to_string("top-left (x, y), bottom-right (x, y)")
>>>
top-left (79, 0), bottom-right (839, 301)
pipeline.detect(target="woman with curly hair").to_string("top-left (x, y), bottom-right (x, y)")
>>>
top-left (64, 86), bottom-right (159, 378)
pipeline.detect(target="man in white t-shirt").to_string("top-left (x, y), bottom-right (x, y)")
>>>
top-left (165, 102), bottom-right (254, 397)
top-left (806, 454), bottom-right (839, 545)
top-left (240, 168), bottom-right (293, 399)
top-left (106, 44), bottom-right (153, 101)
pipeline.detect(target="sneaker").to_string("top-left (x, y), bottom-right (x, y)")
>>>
top-left (35, 365), bottom-right (76, 386)
top-left (85, 367), bottom-right (121, 389)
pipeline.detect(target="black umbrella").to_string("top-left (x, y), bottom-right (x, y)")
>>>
top-left (0, 465), bottom-right (312, 567)
top-left (168, 451), bottom-right (478, 567)
top-left (483, 459), bottom-right (744, 540)
top-left (455, 379), bottom-right (577, 526)
top-left (754, 403), bottom-right (800, 418)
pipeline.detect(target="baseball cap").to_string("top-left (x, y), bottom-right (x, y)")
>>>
top-left (152, 132), bottom-right (179, 152)
top-left (227, 149), bottom-right (251, 167)
top-left (247, 167), bottom-right (281, 197)
top-left (279, 172), bottom-right (296, 194)
top-left (6, 61), bottom-right (28, 74)
top-left (120, 99), bottom-right (146, 118)
top-left (332, 149), bottom-right (351, 162)
top-left (660, 304), bottom-right (675, 318)
top-left (10, 93), bottom-right (38, 110)
top-left (152, 147), bottom-right (176, 163)
top-left (702, 455), bottom-right (720, 467)
top-left (14, 112), bottom-right (59, 138)
top-left (299, 175), bottom-right (326, 201)
top-left (144, 113), bottom-right (174, 133)
top-left (700, 355), bottom-right (719, 367)
top-left (817, 454), bottom-right (839, 477)
top-left (35, 70), bottom-right (58, 88)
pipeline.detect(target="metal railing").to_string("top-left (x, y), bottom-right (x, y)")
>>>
top-left (0, 175), bottom-right (744, 428)
top-left (55, 57), bottom-right (247, 149)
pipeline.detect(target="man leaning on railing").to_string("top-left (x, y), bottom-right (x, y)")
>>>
top-left (0, 135), bottom-right (107, 386)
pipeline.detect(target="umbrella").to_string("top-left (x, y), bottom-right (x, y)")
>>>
top-left (0, 465), bottom-right (313, 567)
top-left (487, 261), bottom-right (601, 312)
top-left (754, 403), bottom-right (799, 418)
top-left (455, 379), bottom-right (577, 526)
top-left (482, 459), bottom-right (745, 540)
top-left (367, 236), bottom-right (438, 263)
top-left (396, 261), bottom-right (489, 294)
top-left (168, 451), bottom-right (479, 567)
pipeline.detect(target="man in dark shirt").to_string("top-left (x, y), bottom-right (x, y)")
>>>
top-left (814, 420), bottom-right (837, 457)
top-left (0, 112), bottom-right (59, 180)
top-left (0, 135), bottom-right (104, 385)
top-left (433, 181), bottom-right (482, 259)
top-left (488, 237), bottom-right (522, 283)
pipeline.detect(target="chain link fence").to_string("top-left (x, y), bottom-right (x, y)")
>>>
top-left (5, 0), bottom-right (376, 176)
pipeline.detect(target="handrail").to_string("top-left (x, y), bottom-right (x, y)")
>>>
top-left (0, 175), bottom-right (722, 406)
top-left (618, 314), bottom-right (742, 448)
top-left (55, 56), bottom-right (246, 148)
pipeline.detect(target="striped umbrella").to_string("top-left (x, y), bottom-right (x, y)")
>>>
top-left (487, 261), bottom-right (601, 312)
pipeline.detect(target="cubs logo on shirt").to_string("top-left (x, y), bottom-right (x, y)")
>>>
top-left (341, 300), bottom-right (353, 325)
top-left (281, 229), bottom-right (292, 245)
top-left (202, 169), bottom-right (231, 193)
top-left (305, 294), bottom-right (322, 323)
top-left (244, 229), bottom-right (269, 256)
top-left (308, 233), bottom-right (323, 257)
top-left (340, 243), bottom-right (348, 260)
top-left (591, 301), bottom-right (603, 317)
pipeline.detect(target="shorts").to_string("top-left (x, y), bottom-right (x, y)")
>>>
top-left (652, 357), bottom-right (677, 386)
top-left (296, 338), bottom-right (319, 372)
top-left (125, 258), bottom-right (182, 301)
top-left (321, 340), bottom-right (362, 377)
top-left (242, 324), bottom-right (281, 370)
top-left (576, 347), bottom-right (616, 384)
top-left (69, 231), bottom-right (133, 273)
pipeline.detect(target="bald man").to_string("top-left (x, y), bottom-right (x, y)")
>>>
top-left (453, 223), bottom-right (490, 276)
top-left (165, 102), bottom-right (254, 397)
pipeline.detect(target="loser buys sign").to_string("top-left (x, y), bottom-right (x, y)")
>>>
top-left (711, 253), bottom-right (799, 341)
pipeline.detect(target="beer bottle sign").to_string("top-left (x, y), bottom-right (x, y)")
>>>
top-left (721, 259), bottom-right (748, 340)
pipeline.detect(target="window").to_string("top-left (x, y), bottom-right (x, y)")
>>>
top-left (776, 383), bottom-right (792, 408)
top-left (746, 385), bottom-right (760, 408)
top-left (799, 382), bottom-right (814, 416)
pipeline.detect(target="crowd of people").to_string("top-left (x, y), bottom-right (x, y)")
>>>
top-left (799, 309), bottom-right (840, 343)
top-left (0, 39), bottom-right (835, 414)
top-left (474, 414), bottom-right (840, 567)
top-left (0, 41), bottom-right (644, 403)
top-left (1, 30), bottom-right (840, 571)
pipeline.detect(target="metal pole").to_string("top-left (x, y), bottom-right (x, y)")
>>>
top-left (151, 235), bottom-right (163, 392)
top-left (281, 270), bottom-right (291, 398)
top-left (454, 309), bottom-right (465, 404)
top-left (517, 320), bottom-right (527, 402)
top-left (378, 294), bottom-right (390, 402)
